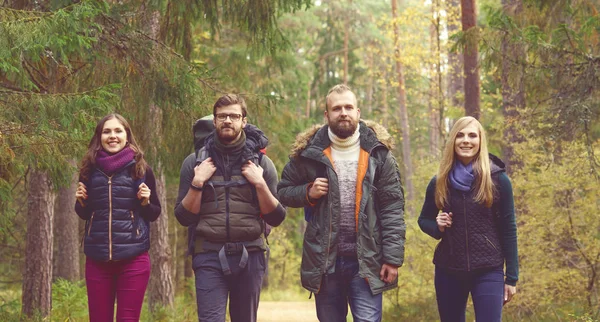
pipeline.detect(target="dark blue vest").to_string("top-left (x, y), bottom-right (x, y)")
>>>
top-left (83, 161), bottom-right (150, 261)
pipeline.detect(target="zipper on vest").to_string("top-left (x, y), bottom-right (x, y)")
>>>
top-left (463, 194), bottom-right (470, 271)
top-left (130, 211), bottom-right (140, 236)
top-left (108, 176), bottom-right (113, 260)
top-left (225, 187), bottom-right (231, 241)
top-left (484, 235), bottom-right (499, 252)
top-left (82, 212), bottom-right (95, 247)
top-left (87, 212), bottom-right (95, 236)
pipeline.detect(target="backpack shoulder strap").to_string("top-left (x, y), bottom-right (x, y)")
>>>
top-left (195, 147), bottom-right (209, 166)
top-left (258, 151), bottom-right (264, 164)
top-left (251, 150), bottom-right (264, 166)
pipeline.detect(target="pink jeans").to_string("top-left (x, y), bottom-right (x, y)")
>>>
top-left (85, 252), bottom-right (151, 322)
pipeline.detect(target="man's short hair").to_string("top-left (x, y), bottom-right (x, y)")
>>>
top-left (213, 94), bottom-right (247, 117)
top-left (325, 84), bottom-right (354, 110)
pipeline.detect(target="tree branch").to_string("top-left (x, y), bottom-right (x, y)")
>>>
top-left (0, 82), bottom-right (29, 93)
top-left (21, 59), bottom-right (47, 93)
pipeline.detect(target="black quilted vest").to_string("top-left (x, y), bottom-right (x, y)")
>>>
top-left (83, 161), bottom-right (150, 261)
top-left (433, 170), bottom-right (504, 271)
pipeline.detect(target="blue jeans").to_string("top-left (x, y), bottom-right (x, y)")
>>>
top-left (315, 256), bottom-right (382, 322)
top-left (435, 265), bottom-right (505, 322)
top-left (192, 251), bottom-right (265, 322)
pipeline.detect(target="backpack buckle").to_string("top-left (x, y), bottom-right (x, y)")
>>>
top-left (224, 242), bottom-right (244, 255)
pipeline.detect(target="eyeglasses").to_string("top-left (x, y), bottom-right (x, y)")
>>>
top-left (215, 113), bottom-right (243, 122)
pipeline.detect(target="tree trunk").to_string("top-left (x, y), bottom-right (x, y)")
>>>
top-left (142, 6), bottom-right (175, 310)
top-left (366, 48), bottom-right (374, 116)
top-left (53, 164), bottom-right (80, 281)
top-left (173, 224), bottom-right (187, 292)
top-left (447, 0), bottom-right (464, 112)
top-left (429, 0), bottom-right (443, 156)
top-left (391, 0), bottom-right (415, 204)
top-left (461, 0), bottom-right (480, 119)
top-left (22, 170), bottom-right (54, 317)
top-left (306, 81), bottom-right (312, 118)
top-left (381, 70), bottom-right (389, 128)
top-left (501, 0), bottom-right (525, 175)
top-left (148, 164), bottom-right (174, 309)
top-left (343, 21), bottom-right (349, 85)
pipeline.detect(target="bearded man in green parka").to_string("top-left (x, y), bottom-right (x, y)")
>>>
top-left (277, 84), bottom-right (406, 322)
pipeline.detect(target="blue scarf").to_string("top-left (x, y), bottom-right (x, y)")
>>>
top-left (449, 161), bottom-right (474, 192)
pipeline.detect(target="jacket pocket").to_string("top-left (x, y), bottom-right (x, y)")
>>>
top-left (130, 211), bottom-right (140, 237)
top-left (483, 235), bottom-right (499, 252)
top-left (87, 212), bottom-right (95, 236)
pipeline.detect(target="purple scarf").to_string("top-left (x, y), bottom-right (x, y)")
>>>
top-left (449, 161), bottom-right (474, 192)
top-left (96, 146), bottom-right (135, 175)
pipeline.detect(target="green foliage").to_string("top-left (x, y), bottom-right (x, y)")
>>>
top-left (480, 1), bottom-right (600, 152)
top-left (1, 0), bottom-right (599, 319)
top-left (51, 279), bottom-right (88, 321)
top-left (0, 1), bottom-right (108, 91)
top-left (510, 138), bottom-right (600, 319)
top-left (264, 208), bottom-right (304, 292)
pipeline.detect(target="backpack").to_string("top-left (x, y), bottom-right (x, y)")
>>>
top-left (187, 116), bottom-right (271, 255)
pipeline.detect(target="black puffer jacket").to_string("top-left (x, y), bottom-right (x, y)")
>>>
top-left (82, 162), bottom-right (151, 261)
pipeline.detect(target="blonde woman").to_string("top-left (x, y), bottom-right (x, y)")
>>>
top-left (418, 116), bottom-right (518, 322)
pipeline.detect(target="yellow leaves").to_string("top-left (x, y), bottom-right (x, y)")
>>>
top-left (126, 61), bottom-right (137, 76)
top-left (198, 31), bottom-right (211, 40)
top-left (510, 138), bottom-right (600, 314)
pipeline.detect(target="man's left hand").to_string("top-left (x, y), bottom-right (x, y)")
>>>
top-left (242, 160), bottom-right (265, 187)
top-left (379, 263), bottom-right (399, 283)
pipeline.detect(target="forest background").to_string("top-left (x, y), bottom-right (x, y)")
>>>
top-left (0, 0), bottom-right (599, 321)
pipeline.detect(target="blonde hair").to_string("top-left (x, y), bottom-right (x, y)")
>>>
top-left (435, 116), bottom-right (494, 208)
top-left (325, 84), bottom-right (355, 111)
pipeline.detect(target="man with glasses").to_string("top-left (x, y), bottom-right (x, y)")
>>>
top-left (277, 84), bottom-right (405, 322)
top-left (175, 94), bottom-right (286, 322)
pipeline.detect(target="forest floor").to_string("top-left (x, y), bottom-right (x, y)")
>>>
top-left (257, 301), bottom-right (318, 322)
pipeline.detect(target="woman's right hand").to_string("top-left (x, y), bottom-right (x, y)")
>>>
top-left (75, 182), bottom-right (88, 201)
top-left (436, 211), bottom-right (453, 232)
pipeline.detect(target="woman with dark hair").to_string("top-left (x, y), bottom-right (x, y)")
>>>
top-left (418, 116), bottom-right (519, 322)
top-left (75, 113), bottom-right (161, 321)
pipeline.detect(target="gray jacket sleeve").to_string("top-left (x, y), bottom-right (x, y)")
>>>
top-left (375, 151), bottom-right (406, 267)
top-left (260, 155), bottom-right (286, 227)
top-left (174, 153), bottom-right (198, 227)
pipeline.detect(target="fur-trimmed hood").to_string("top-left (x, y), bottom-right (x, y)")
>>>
top-left (289, 120), bottom-right (394, 158)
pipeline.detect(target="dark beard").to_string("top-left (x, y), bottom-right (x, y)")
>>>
top-left (217, 126), bottom-right (241, 143)
top-left (329, 120), bottom-right (357, 139)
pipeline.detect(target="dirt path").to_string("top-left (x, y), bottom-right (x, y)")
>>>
top-left (258, 301), bottom-right (318, 322)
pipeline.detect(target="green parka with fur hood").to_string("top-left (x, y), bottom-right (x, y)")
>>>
top-left (277, 120), bottom-right (406, 295)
